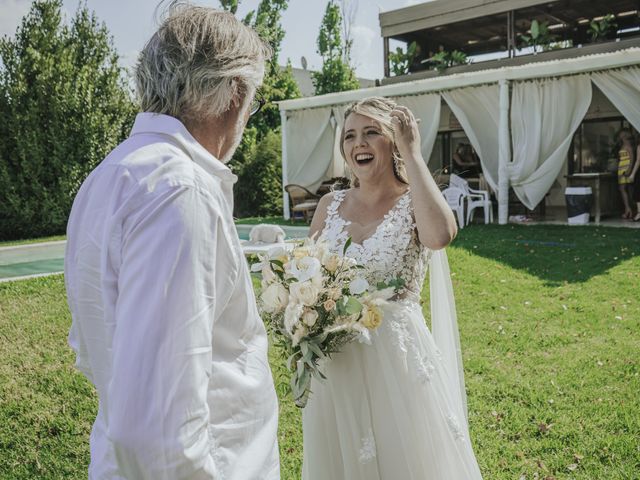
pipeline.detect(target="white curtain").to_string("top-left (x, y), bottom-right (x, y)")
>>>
top-left (442, 85), bottom-right (500, 191)
top-left (592, 67), bottom-right (640, 133)
top-left (284, 107), bottom-right (335, 192)
top-left (509, 75), bottom-right (592, 210)
top-left (393, 94), bottom-right (442, 166)
top-left (328, 104), bottom-right (349, 180)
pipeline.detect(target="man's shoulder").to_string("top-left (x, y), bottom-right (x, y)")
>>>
top-left (116, 135), bottom-right (218, 189)
top-left (73, 134), bottom-right (227, 227)
top-left (91, 134), bottom-right (225, 206)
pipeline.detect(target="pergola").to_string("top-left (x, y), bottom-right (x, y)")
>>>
top-left (380, 0), bottom-right (640, 76)
top-left (278, 47), bottom-right (640, 224)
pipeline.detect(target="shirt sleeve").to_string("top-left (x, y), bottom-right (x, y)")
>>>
top-left (106, 184), bottom-right (237, 480)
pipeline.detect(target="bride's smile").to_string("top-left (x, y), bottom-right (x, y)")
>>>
top-left (343, 113), bottom-right (395, 182)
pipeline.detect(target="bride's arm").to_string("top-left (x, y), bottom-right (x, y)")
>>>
top-left (391, 106), bottom-right (458, 250)
top-left (308, 192), bottom-right (334, 239)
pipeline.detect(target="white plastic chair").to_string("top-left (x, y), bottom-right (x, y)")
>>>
top-left (449, 173), bottom-right (493, 225)
top-left (441, 187), bottom-right (466, 229)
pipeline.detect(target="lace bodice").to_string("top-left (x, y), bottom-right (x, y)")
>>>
top-left (320, 189), bottom-right (431, 301)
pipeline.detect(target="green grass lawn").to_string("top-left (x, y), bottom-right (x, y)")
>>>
top-left (1, 224), bottom-right (638, 479)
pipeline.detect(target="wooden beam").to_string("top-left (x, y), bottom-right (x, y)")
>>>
top-left (383, 37), bottom-right (390, 78)
top-left (508, 10), bottom-right (516, 57)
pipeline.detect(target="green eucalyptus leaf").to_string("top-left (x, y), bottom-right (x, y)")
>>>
top-left (307, 341), bottom-right (325, 359)
top-left (344, 297), bottom-right (363, 315)
top-left (343, 236), bottom-right (352, 255)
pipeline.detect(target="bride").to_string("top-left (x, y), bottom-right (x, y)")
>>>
top-left (304, 97), bottom-right (484, 479)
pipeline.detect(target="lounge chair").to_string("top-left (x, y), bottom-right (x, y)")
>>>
top-left (285, 184), bottom-right (320, 223)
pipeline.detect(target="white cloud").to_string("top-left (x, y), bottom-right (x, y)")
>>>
top-left (350, 24), bottom-right (381, 80)
top-left (0, 0), bottom-right (32, 38)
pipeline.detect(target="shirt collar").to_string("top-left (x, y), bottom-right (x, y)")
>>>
top-left (130, 113), bottom-right (238, 184)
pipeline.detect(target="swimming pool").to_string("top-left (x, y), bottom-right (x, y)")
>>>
top-left (0, 225), bottom-right (309, 282)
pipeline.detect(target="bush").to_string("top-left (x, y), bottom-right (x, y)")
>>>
top-left (0, 1), bottom-right (136, 240)
top-left (233, 129), bottom-right (283, 218)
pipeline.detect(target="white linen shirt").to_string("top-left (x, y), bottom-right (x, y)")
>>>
top-left (65, 113), bottom-right (280, 480)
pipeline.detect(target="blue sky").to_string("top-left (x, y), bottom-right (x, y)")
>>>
top-left (1, 0), bottom-right (424, 80)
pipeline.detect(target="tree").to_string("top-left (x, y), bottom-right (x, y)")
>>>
top-left (312, 0), bottom-right (359, 96)
top-left (0, 0), bottom-right (136, 240)
top-left (219, 0), bottom-right (300, 139)
top-left (339, 0), bottom-right (357, 65)
top-left (219, 0), bottom-right (300, 217)
top-left (233, 130), bottom-right (283, 217)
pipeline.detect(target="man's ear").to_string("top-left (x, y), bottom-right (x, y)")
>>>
top-left (230, 77), bottom-right (246, 109)
top-left (230, 92), bottom-right (241, 109)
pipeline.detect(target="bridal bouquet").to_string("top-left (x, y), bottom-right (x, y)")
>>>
top-left (252, 236), bottom-right (403, 408)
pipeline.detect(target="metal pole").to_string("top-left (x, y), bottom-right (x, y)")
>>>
top-left (280, 109), bottom-right (290, 220)
top-left (498, 78), bottom-right (511, 224)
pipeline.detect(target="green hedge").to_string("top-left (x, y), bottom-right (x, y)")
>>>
top-left (0, 1), bottom-right (136, 240)
top-left (232, 128), bottom-right (283, 218)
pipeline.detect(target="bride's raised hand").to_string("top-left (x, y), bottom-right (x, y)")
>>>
top-left (390, 106), bottom-right (422, 161)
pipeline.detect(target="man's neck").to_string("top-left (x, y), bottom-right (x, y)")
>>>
top-left (185, 116), bottom-right (229, 160)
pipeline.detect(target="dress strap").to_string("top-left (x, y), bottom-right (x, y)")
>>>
top-left (320, 190), bottom-right (349, 246)
top-left (325, 189), bottom-right (347, 221)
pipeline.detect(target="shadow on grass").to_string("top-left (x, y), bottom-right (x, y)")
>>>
top-left (451, 224), bottom-right (640, 285)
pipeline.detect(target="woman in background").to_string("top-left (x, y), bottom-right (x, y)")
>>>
top-left (617, 129), bottom-right (635, 219)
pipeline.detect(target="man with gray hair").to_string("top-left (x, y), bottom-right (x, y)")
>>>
top-left (64, 5), bottom-right (279, 479)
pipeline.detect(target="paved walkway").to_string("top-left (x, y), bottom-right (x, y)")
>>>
top-left (0, 225), bottom-right (312, 283)
top-left (0, 240), bottom-right (66, 282)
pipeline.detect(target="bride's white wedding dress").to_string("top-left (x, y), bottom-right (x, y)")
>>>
top-left (302, 189), bottom-right (483, 479)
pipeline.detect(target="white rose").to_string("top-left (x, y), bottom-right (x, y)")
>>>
top-left (284, 302), bottom-right (304, 334)
top-left (349, 277), bottom-right (369, 295)
top-left (289, 256), bottom-right (322, 283)
top-left (260, 283), bottom-right (289, 314)
top-left (292, 246), bottom-right (311, 260)
top-left (289, 281), bottom-right (320, 307)
top-left (302, 308), bottom-right (319, 327)
top-left (261, 264), bottom-right (277, 284)
top-left (322, 253), bottom-right (341, 273)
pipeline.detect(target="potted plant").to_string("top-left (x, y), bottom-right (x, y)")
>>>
top-left (587, 14), bottom-right (618, 42)
top-left (519, 19), bottom-right (556, 53)
top-left (429, 48), bottom-right (469, 72)
top-left (388, 41), bottom-right (419, 76)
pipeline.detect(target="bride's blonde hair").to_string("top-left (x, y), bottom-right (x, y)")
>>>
top-left (339, 96), bottom-right (409, 188)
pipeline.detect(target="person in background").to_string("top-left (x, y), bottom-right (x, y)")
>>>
top-left (452, 142), bottom-right (481, 178)
top-left (628, 131), bottom-right (640, 222)
top-left (617, 129), bottom-right (635, 219)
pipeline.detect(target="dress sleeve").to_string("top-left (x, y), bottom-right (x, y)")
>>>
top-left (107, 185), bottom-right (235, 479)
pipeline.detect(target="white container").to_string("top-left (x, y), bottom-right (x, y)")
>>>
top-left (567, 212), bottom-right (590, 225)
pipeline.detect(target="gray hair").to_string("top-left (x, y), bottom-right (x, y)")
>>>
top-left (135, 3), bottom-right (272, 122)
top-left (340, 96), bottom-right (409, 188)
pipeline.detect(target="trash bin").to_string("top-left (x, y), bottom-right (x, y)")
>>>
top-left (565, 187), bottom-right (592, 225)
